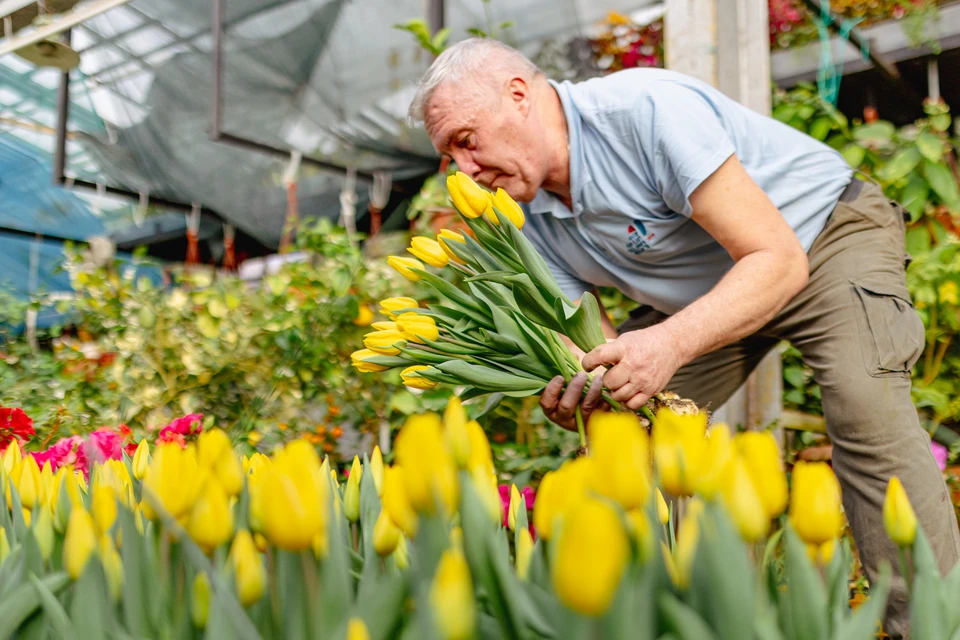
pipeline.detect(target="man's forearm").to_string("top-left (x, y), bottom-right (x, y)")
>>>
top-left (653, 248), bottom-right (808, 366)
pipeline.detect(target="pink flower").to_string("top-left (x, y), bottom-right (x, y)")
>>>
top-left (932, 441), bottom-right (949, 472)
top-left (87, 428), bottom-right (126, 463)
top-left (158, 413), bottom-right (203, 446)
top-left (31, 436), bottom-right (84, 472)
top-left (497, 484), bottom-right (536, 528)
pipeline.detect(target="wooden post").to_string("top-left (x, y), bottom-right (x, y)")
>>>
top-left (666, 0), bottom-right (784, 441)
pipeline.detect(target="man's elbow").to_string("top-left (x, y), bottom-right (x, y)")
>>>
top-left (784, 245), bottom-right (809, 299)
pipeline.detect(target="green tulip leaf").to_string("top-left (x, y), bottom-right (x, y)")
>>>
top-left (659, 592), bottom-right (719, 640)
top-left (782, 527), bottom-right (829, 640)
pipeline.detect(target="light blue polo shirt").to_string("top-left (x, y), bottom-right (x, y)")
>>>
top-left (523, 68), bottom-right (854, 315)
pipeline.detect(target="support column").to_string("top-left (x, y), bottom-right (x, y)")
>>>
top-left (665, 0), bottom-right (783, 436)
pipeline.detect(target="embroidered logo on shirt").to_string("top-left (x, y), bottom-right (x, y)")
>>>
top-left (626, 219), bottom-right (655, 255)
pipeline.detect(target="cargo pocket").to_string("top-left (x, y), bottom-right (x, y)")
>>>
top-left (851, 276), bottom-right (925, 378)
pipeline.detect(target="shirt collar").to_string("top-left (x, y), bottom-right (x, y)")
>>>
top-left (528, 79), bottom-right (588, 219)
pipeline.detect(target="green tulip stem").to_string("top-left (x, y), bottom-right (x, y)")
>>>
top-left (575, 405), bottom-right (587, 448)
top-left (899, 546), bottom-right (914, 596)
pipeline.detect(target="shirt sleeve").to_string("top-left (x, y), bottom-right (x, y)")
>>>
top-left (638, 82), bottom-right (736, 217)
top-left (523, 221), bottom-right (591, 301)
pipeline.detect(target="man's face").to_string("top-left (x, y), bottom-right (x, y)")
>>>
top-left (425, 79), bottom-right (546, 203)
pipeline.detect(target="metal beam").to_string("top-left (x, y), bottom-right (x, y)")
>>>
top-left (208, 0), bottom-right (377, 183)
top-left (0, 0), bottom-right (132, 58)
top-left (427, 0), bottom-right (444, 35)
top-left (0, 0), bottom-right (35, 19)
top-left (52, 28), bottom-right (69, 186)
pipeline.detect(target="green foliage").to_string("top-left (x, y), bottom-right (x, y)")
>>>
top-left (774, 85), bottom-right (960, 429)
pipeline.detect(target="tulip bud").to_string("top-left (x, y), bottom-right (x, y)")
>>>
top-left (230, 530), bottom-right (266, 607)
top-left (652, 409), bottom-right (708, 498)
top-left (34, 507), bottom-right (54, 562)
top-left (2, 440), bottom-right (21, 476)
top-left (100, 536), bottom-right (124, 601)
top-left (372, 320), bottom-right (398, 331)
top-left (373, 510), bottom-right (401, 556)
top-left (883, 476), bottom-right (917, 548)
top-left (693, 424), bottom-right (733, 500)
top-left (394, 414), bottom-right (459, 515)
top-left (488, 188), bottom-right (525, 228)
top-left (735, 431), bottom-right (788, 519)
top-left (188, 478), bottom-right (235, 552)
top-left (142, 443), bottom-right (204, 521)
top-left (353, 304), bottom-right (375, 327)
top-left (192, 572), bottom-right (211, 629)
top-left (626, 508), bottom-right (655, 564)
top-left (379, 297), bottom-right (419, 319)
top-left (443, 396), bottom-right (471, 469)
top-left (788, 461), bottom-right (844, 546)
top-left (370, 446), bottom-right (384, 497)
top-left (91, 483), bottom-right (118, 539)
top-left (347, 619), bottom-right (371, 640)
top-left (516, 527), bottom-right (534, 581)
top-left (386, 256), bottom-right (424, 282)
top-left (471, 467), bottom-right (503, 526)
top-left (63, 507), bottom-right (97, 579)
top-left (720, 456), bottom-right (769, 542)
top-left (198, 429), bottom-right (244, 497)
top-left (132, 440), bottom-right (150, 481)
top-left (533, 458), bottom-right (592, 541)
top-left (18, 456), bottom-right (41, 510)
top-left (396, 313), bottom-right (439, 344)
top-left (408, 237), bottom-right (449, 268)
top-left (447, 172), bottom-right (489, 218)
top-left (507, 484), bottom-right (522, 532)
top-left (465, 421), bottom-right (493, 474)
top-left (382, 466), bottom-right (419, 537)
top-left (344, 456), bottom-right (363, 523)
top-left (430, 548), bottom-right (476, 640)
top-left (350, 349), bottom-right (391, 373)
top-left (552, 498), bottom-right (630, 617)
top-left (436, 230), bottom-right (467, 264)
top-left (393, 535), bottom-right (409, 570)
top-left (656, 489), bottom-right (670, 526)
top-left (806, 538), bottom-right (836, 565)
top-left (662, 499), bottom-right (703, 590)
top-left (363, 329), bottom-right (407, 356)
top-left (262, 441), bottom-right (327, 551)
top-left (589, 412), bottom-right (651, 509)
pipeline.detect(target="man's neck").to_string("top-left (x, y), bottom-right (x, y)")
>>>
top-left (535, 80), bottom-right (572, 209)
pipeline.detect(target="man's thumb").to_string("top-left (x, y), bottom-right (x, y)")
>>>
top-left (581, 341), bottom-right (621, 372)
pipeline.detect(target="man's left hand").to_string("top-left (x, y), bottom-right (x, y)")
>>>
top-left (580, 325), bottom-right (684, 410)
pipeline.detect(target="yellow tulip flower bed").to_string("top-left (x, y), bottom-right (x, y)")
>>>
top-left (0, 394), bottom-right (948, 639)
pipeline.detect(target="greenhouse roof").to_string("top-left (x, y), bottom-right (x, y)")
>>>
top-left (0, 0), bottom-right (658, 247)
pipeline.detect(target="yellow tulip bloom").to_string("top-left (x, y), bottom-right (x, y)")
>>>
top-left (351, 349), bottom-right (391, 373)
top-left (447, 171), bottom-right (489, 218)
top-left (533, 458), bottom-right (593, 540)
top-left (735, 431), bottom-right (788, 519)
top-left (261, 441), bottom-right (327, 551)
top-left (371, 321), bottom-right (398, 331)
top-left (382, 466), bottom-right (419, 537)
top-left (346, 619), bottom-right (371, 640)
top-left (516, 527), bottom-right (535, 580)
top-left (91, 483), bottom-right (118, 538)
top-left (788, 461), bottom-right (844, 546)
top-left (396, 312), bottom-right (439, 344)
top-left (508, 484), bottom-right (522, 531)
top-left (806, 538), bottom-right (836, 565)
top-left (488, 187), bottom-right (525, 228)
top-left (363, 329), bottom-right (407, 356)
top-left (400, 365), bottom-right (438, 390)
top-left (198, 429), bottom-right (244, 497)
top-left (344, 456), bottom-right (363, 522)
top-left (353, 304), bottom-right (375, 327)
top-left (230, 529), bottom-right (267, 607)
top-left (720, 455), bottom-right (769, 542)
top-left (466, 420), bottom-right (494, 474)
top-left (394, 414), bottom-right (458, 514)
top-left (652, 409), bottom-right (708, 497)
top-left (379, 297), bottom-right (419, 319)
top-left (471, 466), bottom-right (503, 525)
top-left (437, 229), bottom-right (467, 264)
top-left (63, 506), bottom-right (97, 579)
top-left (2, 440), bottom-right (21, 476)
top-left (18, 455), bottom-right (41, 509)
top-left (142, 442), bottom-right (203, 522)
top-left (589, 412), bottom-right (651, 509)
top-left (408, 236), bottom-right (449, 268)
top-left (100, 536), bottom-right (124, 601)
top-left (387, 256), bottom-right (424, 281)
top-left (370, 446), bottom-right (384, 497)
top-left (443, 396), bottom-right (472, 468)
top-left (552, 498), bottom-right (630, 617)
top-left (883, 476), bottom-right (917, 548)
top-left (693, 424), bottom-right (733, 500)
top-left (656, 489), bottom-right (670, 526)
top-left (188, 478), bottom-right (235, 552)
top-left (132, 439), bottom-right (150, 481)
top-left (430, 548), bottom-right (476, 640)
top-left (373, 509), bottom-right (401, 556)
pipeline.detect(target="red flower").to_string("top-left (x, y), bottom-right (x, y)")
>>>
top-left (0, 407), bottom-right (35, 450)
top-left (158, 413), bottom-right (203, 446)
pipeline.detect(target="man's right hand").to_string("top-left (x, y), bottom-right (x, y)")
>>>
top-left (539, 372), bottom-right (607, 431)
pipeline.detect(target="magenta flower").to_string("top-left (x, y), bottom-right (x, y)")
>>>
top-left (932, 441), bottom-right (949, 472)
top-left (497, 484), bottom-right (536, 528)
top-left (31, 436), bottom-right (84, 472)
top-left (158, 413), bottom-right (204, 446)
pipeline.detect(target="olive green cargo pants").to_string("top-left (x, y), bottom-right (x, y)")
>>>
top-left (618, 180), bottom-right (960, 638)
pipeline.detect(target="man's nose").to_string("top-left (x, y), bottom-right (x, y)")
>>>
top-left (451, 153), bottom-right (480, 179)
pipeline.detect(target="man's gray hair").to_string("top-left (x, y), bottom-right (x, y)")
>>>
top-left (408, 38), bottom-right (541, 125)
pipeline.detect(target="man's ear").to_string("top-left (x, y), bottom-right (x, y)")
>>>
top-left (507, 77), bottom-right (530, 115)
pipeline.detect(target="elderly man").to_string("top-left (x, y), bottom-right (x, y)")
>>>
top-left (409, 38), bottom-right (958, 635)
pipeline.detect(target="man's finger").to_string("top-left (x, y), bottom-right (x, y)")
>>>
top-left (601, 362), bottom-right (632, 391)
top-left (582, 375), bottom-right (604, 413)
top-left (626, 392), bottom-right (652, 411)
top-left (581, 341), bottom-right (623, 372)
top-left (539, 376), bottom-right (565, 411)
top-left (557, 373), bottom-right (588, 416)
top-left (611, 382), bottom-right (641, 403)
